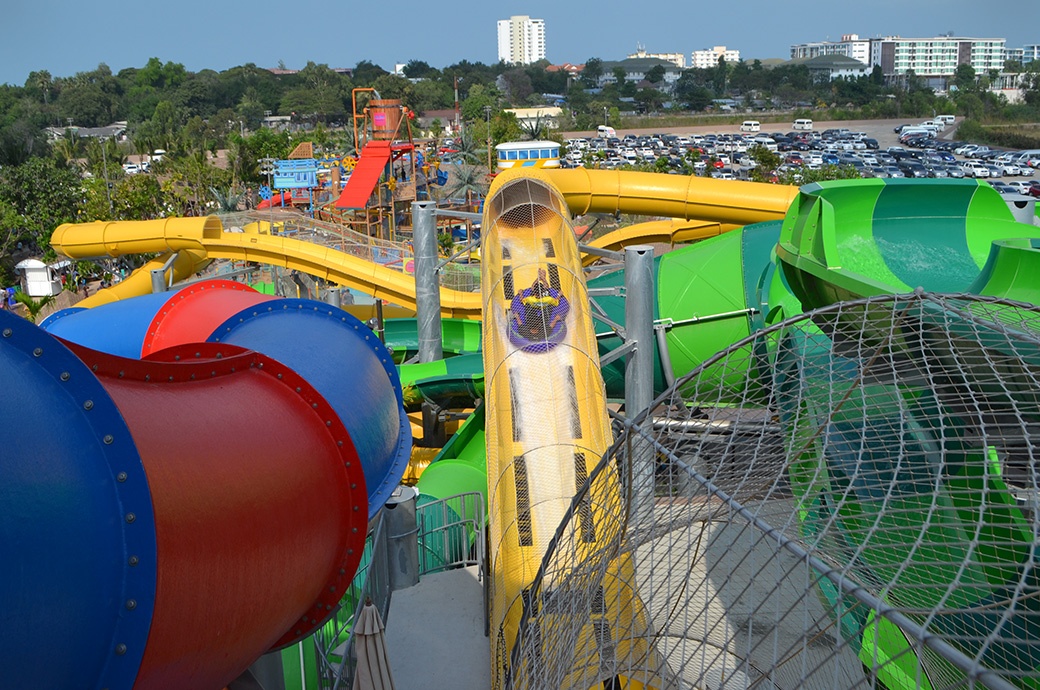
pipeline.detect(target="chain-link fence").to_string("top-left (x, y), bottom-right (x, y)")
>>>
top-left (509, 292), bottom-right (1040, 690)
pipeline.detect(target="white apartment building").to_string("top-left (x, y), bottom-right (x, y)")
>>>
top-left (790, 34), bottom-right (870, 65)
top-left (497, 15), bottom-right (546, 65)
top-left (1022, 45), bottom-right (1040, 63)
top-left (690, 46), bottom-right (740, 69)
top-left (627, 46), bottom-right (686, 69)
top-left (870, 36), bottom-right (1006, 83)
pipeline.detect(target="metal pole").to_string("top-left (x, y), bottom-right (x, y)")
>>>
top-left (150, 269), bottom-right (167, 294)
top-left (624, 245), bottom-right (655, 527)
top-left (412, 200), bottom-right (442, 363)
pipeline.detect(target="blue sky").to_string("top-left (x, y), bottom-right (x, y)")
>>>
top-left (2, 0), bottom-right (1036, 85)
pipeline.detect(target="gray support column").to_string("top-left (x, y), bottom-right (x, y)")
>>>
top-left (624, 245), bottom-right (656, 527)
top-left (326, 287), bottom-right (342, 308)
top-left (150, 269), bottom-right (167, 294)
top-left (412, 200), bottom-right (443, 363)
top-left (384, 486), bottom-right (420, 591)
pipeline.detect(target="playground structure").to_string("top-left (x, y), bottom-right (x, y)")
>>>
top-left (5, 166), bottom-right (1040, 688)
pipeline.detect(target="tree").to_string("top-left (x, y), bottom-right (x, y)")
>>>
top-left (645, 65), bottom-right (666, 84)
top-left (0, 158), bottom-right (81, 251)
top-left (353, 60), bottom-right (388, 86)
top-left (634, 88), bottom-right (664, 114)
top-left (746, 144), bottom-right (780, 183)
top-left (0, 197), bottom-right (22, 285)
top-left (403, 60), bottom-right (437, 79)
top-left (674, 71), bottom-right (714, 111)
top-left (954, 63), bottom-right (977, 92)
top-left (500, 69), bottom-right (533, 104)
top-left (441, 163), bottom-right (488, 210)
top-left (13, 292), bottom-right (55, 323)
top-left (581, 58), bottom-right (603, 88)
top-left (712, 55), bottom-right (729, 95)
top-left (460, 83), bottom-right (500, 121)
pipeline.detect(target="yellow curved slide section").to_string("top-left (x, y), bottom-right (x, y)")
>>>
top-left (481, 172), bottom-right (666, 688)
top-left (52, 217), bottom-right (483, 318)
top-left (538, 167), bottom-right (798, 226)
top-left (52, 172), bottom-right (790, 315)
top-left (583, 218), bottom-right (737, 266)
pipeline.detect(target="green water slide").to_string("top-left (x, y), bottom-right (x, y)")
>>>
top-left (383, 318), bottom-right (485, 411)
top-left (383, 317), bottom-right (482, 363)
top-left (770, 178), bottom-right (1040, 688)
top-left (774, 178), bottom-right (1040, 308)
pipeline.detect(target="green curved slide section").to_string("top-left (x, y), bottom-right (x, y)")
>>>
top-left (775, 178), bottom-right (1037, 308)
top-left (383, 318), bottom-right (484, 412)
top-left (771, 178), bottom-right (1040, 688)
top-left (384, 317), bottom-right (483, 363)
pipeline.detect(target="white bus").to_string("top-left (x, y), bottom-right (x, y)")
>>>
top-left (495, 141), bottom-right (561, 171)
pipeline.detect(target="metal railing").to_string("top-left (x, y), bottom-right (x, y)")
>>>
top-left (316, 516), bottom-right (392, 690)
top-left (317, 491), bottom-right (488, 689)
top-left (416, 492), bottom-right (485, 575)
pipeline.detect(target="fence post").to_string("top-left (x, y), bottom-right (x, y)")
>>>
top-left (624, 245), bottom-right (656, 528)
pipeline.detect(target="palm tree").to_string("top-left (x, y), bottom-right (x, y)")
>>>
top-left (210, 187), bottom-right (245, 213)
top-left (519, 113), bottom-right (550, 141)
top-left (13, 292), bottom-right (55, 324)
top-left (450, 128), bottom-right (487, 167)
top-left (441, 163), bottom-right (489, 212)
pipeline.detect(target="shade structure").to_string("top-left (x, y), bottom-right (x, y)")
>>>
top-left (352, 602), bottom-right (396, 690)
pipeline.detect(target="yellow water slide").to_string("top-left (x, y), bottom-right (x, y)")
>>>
top-left (51, 172), bottom-right (794, 312)
top-left (51, 217), bottom-right (483, 317)
top-left (481, 172), bottom-right (667, 689)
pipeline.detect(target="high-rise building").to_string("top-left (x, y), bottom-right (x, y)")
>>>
top-left (497, 15), bottom-right (546, 65)
top-left (690, 46), bottom-right (740, 69)
top-left (1022, 45), bottom-right (1040, 63)
top-left (790, 34), bottom-right (871, 64)
top-left (870, 36), bottom-right (1006, 87)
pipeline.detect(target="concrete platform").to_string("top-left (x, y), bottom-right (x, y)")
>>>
top-left (383, 565), bottom-right (491, 689)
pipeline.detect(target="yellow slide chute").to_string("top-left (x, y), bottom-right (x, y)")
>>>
top-left (52, 171), bottom-right (793, 314)
top-left (481, 170), bottom-right (668, 689)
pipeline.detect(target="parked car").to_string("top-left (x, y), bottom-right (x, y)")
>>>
top-left (1006, 181), bottom-right (1034, 195)
top-left (122, 163), bottom-right (140, 175)
top-left (964, 162), bottom-right (991, 178)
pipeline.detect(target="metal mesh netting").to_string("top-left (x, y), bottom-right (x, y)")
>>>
top-left (509, 291), bottom-right (1040, 690)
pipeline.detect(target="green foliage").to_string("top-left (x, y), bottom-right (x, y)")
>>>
top-left (13, 291), bottom-right (55, 323)
top-left (746, 144), bottom-right (780, 183)
top-left (0, 158), bottom-right (81, 251)
top-left (957, 119), bottom-right (1040, 150)
top-left (775, 164), bottom-right (861, 186)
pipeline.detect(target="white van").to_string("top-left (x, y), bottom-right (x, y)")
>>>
top-left (739, 120), bottom-right (761, 133)
top-left (597, 125), bottom-right (616, 138)
top-left (752, 135), bottom-right (778, 152)
top-left (935, 115), bottom-right (956, 125)
top-left (793, 118), bottom-right (813, 131)
top-left (921, 119), bottom-right (945, 132)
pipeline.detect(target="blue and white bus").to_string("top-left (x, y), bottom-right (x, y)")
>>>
top-left (495, 140), bottom-right (561, 171)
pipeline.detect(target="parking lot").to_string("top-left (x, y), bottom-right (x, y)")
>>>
top-left (561, 118), bottom-right (1039, 195)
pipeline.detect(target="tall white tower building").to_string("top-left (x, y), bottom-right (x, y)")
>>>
top-left (497, 15), bottom-right (546, 65)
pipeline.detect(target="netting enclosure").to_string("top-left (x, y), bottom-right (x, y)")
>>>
top-left (510, 292), bottom-right (1040, 690)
